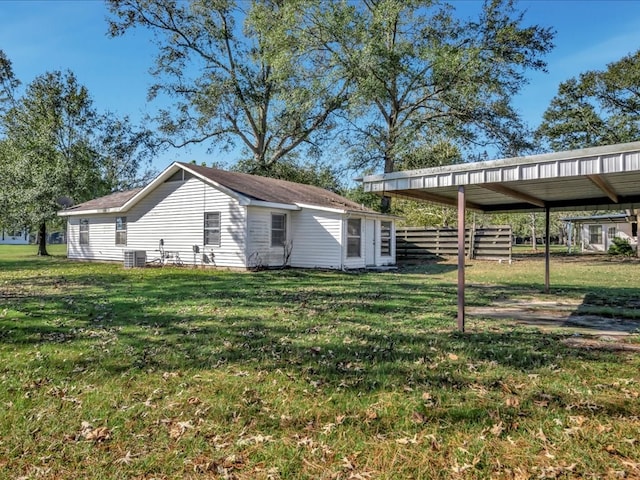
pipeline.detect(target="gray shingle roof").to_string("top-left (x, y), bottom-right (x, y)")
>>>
top-left (62, 164), bottom-right (378, 214)
top-left (183, 163), bottom-right (374, 212)
top-left (63, 188), bottom-right (143, 212)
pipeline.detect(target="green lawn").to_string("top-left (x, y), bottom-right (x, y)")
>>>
top-left (1, 245), bottom-right (639, 479)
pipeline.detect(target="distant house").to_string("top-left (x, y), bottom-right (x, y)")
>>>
top-left (562, 212), bottom-right (638, 253)
top-left (0, 229), bottom-right (30, 245)
top-left (57, 162), bottom-right (396, 270)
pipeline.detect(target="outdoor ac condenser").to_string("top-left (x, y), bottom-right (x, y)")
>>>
top-left (124, 250), bottom-right (146, 268)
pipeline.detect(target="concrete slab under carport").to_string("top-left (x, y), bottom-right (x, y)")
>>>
top-left (360, 141), bottom-right (640, 332)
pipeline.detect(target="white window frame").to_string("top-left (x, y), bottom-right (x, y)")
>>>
top-left (271, 213), bottom-right (287, 247)
top-left (204, 212), bottom-right (221, 247)
top-left (115, 216), bottom-right (127, 246)
top-left (346, 218), bottom-right (362, 258)
top-left (380, 221), bottom-right (392, 256)
top-left (79, 219), bottom-right (89, 245)
top-left (589, 225), bottom-right (602, 244)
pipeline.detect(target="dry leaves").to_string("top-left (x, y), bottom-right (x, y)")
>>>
top-left (80, 421), bottom-right (111, 442)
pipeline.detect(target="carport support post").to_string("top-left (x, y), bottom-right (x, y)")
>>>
top-left (544, 207), bottom-right (550, 294)
top-left (457, 186), bottom-right (466, 332)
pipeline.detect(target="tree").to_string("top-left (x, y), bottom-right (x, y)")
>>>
top-left (0, 49), bottom-right (19, 115)
top-left (535, 49), bottom-right (640, 151)
top-left (301, 0), bottom-right (553, 211)
top-left (1, 71), bottom-right (107, 255)
top-left (98, 114), bottom-right (158, 191)
top-left (107, 0), bottom-right (350, 177)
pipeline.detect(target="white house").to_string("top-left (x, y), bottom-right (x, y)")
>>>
top-left (58, 162), bottom-right (396, 270)
top-left (562, 212), bottom-right (638, 253)
top-left (0, 229), bottom-right (30, 245)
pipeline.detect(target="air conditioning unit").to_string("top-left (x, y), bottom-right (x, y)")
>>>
top-left (124, 250), bottom-right (146, 268)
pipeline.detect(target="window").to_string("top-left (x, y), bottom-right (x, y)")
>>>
top-left (380, 221), bottom-right (392, 256)
top-left (589, 225), bottom-right (602, 244)
top-left (79, 219), bottom-right (89, 245)
top-left (347, 218), bottom-right (361, 258)
top-left (607, 226), bottom-right (617, 240)
top-left (204, 212), bottom-right (221, 246)
top-left (271, 213), bottom-right (286, 247)
top-left (115, 217), bottom-right (127, 246)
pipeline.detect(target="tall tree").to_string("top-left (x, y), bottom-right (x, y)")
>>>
top-left (107, 0), bottom-right (350, 177)
top-left (535, 49), bottom-right (640, 151)
top-left (0, 49), bottom-right (19, 112)
top-left (320, 0), bottom-right (552, 171)
top-left (1, 71), bottom-right (106, 255)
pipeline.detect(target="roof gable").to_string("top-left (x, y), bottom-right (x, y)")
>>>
top-left (59, 163), bottom-right (382, 216)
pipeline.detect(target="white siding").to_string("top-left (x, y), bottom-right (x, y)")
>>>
top-left (0, 230), bottom-right (30, 245)
top-left (67, 178), bottom-right (248, 267)
top-left (246, 207), bottom-right (293, 268)
top-left (579, 222), bottom-right (637, 252)
top-left (290, 209), bottom-right (343, 269)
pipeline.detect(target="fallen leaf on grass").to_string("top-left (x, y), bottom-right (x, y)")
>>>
top-left (80, 421), bottom-right (111, 442)
top-left (114, 451), bottom-right (138, 465)
top-left (411, 411), bottom-right (426, 424)
top-left (168, 420), bottom-right (193, 440)
top-left (448, 353), bottom-right (459, 361)
top-left (505, 396), bottom-right (520, 407)
top-left (490, 422), bottom-right (504, 437)
top-left (396, 434), bottom-right (418, 445)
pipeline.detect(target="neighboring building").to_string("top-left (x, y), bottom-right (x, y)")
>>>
top-left (562, 212), bottom-right (638, 253)
top-left (0, 229), bottom-right (30, 245)
top-left (57, 162), bottom-right (396, 270)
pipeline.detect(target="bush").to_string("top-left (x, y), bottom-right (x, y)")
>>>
top-left (608, 237), bottom-right (635, 256)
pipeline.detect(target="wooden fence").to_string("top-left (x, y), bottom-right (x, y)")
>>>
top-left (395, 225), bottom-right (512, 262)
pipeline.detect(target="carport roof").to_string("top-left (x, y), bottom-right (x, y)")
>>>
top-left (361, 141), bottom-right (640, 213)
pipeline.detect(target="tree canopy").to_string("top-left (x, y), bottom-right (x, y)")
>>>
top-left (535, 49), bottom-right (640, 151)
top-left (0, 58), bottom-right (157, 255)
top-left (107, 0), bottom-right (350, 177)
top-left (107, 0), bottom-right (554, 195)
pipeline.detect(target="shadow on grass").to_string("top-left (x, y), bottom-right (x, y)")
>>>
top-left (2, 258), bottom-right (633, 403)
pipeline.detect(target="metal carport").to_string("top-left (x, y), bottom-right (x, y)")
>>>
top-left (360, 141), bottom-right (640, 332)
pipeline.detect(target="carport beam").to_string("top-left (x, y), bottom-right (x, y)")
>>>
top-left (458, 186), bottom-right (465, 332)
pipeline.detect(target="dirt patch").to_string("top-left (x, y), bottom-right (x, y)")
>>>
top-left (468, 298), bottom-right (640, 341)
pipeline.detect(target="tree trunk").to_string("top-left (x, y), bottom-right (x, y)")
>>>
top-left (37, 222), bottom-right (49, 256)
top-left (530, 213), bottom-right (537, 252)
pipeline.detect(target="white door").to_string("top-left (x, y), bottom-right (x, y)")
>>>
top-left (365, 219), bottom-right (376, 266)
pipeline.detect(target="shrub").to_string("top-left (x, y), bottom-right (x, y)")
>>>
top-left (608, 237), bottom-right (635, 256)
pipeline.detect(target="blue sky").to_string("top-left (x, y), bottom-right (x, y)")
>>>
top-left (1, 0), bottom-right (640, 174)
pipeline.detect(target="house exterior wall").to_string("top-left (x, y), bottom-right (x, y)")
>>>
top-left (579, 222), bottom-right (636, 252)
top-left (67, 177), bottom-right (248, 267)
top-left (0, 230), bottom-right (30, 245)
top-left (289, 208), bottom-right (343, 269)
top-left (245, 206), bottom-right (294, 268)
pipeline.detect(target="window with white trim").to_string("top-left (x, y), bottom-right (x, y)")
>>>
top-left (115, 217), bottom-right (127, 246)
top-left (271, 213), bottom-right (286, 247)
top-left (204, 212), bottom-right (221, 246)
top-left (607, 226), bottom-right (617, 240)
top-left (380, 221), bottom-right (392, 256)
top-left (589, 225), bottom-right (602, 244)
top-left (347, 218), bottom-right (361, 258)
top-left (79, 219), bottom-right (89, 245)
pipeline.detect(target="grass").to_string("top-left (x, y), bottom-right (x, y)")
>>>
top-left (1, 245), bottom-right (639, 479)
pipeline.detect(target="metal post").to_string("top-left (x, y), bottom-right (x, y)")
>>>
top-left (544, 207), bottom-right (550, 294)
top-left (457, 186), bottom-right (466, 332)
